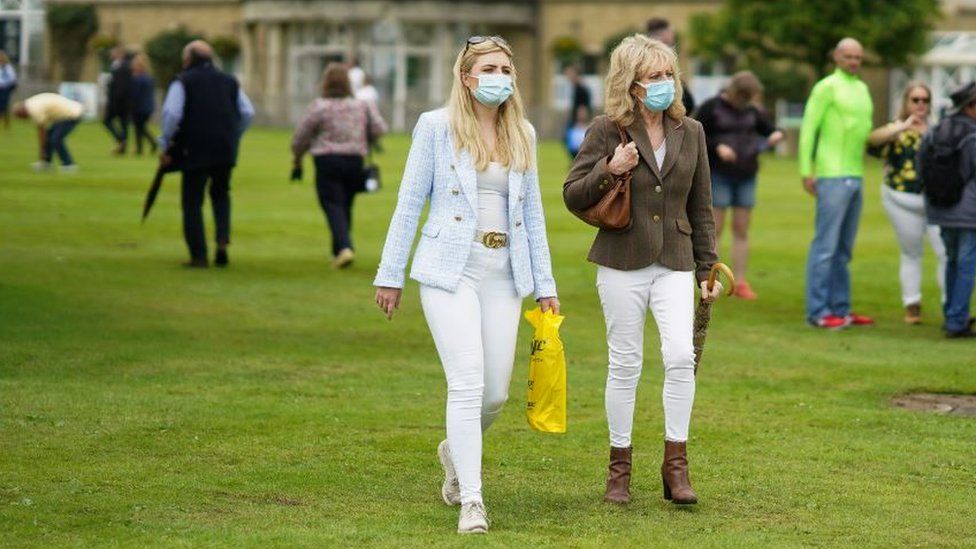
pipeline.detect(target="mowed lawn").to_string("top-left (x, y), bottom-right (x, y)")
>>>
top-left (1, 120), bottom-right (974, 547)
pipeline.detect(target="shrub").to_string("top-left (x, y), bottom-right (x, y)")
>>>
top-left (144, 26), bottom-right (204, 87)
top-left (47, 4), bottom-right (99, 81)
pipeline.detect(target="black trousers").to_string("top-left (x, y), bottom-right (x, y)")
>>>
top-left (132, 112), bottom-right (155, 154)
top-left (314, 154), bottom-right (363, 256)
top-left (103, 104), bottom-right (130, 146)
top-left (181, 166), bottom-right (232, 261)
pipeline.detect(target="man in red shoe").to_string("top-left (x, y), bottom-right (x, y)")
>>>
top-left (799, 38), bottom-right (875, 329)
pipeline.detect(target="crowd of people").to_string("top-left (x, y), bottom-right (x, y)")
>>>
top-left (4, 19), bottom-right (975, 534)
top-left (368, 24), bottom-right (976, 534)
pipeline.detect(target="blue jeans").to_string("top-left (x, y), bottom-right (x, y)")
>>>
top-left (805, 177), bottom-right (863, 322)
top-left (940, 228), bottom-right (976, 333)
top-left (44, 119), bottom-right (79, 166)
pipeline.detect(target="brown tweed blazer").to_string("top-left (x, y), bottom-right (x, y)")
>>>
top-left (563, 113), bottom-right (718, 282)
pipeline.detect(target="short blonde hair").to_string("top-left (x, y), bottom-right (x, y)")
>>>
top-left (447, 38), bottom-right (533, 172)
top-left (604, 34), bottom-right (685, 126)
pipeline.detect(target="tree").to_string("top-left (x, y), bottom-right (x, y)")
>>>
top-left (690, 0), bottom-right (941, 85)
top-left (145, 27), bottom-right (204, 87)
top-left (46, 4), bottom-right (99, 81)
top-left (212, 35), bottom-right (241, 66)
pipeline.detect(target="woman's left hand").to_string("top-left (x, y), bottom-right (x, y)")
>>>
top-left (538, 297), bottom-right (561, 315)
top-left (700, 280), bottom-right (723, 303)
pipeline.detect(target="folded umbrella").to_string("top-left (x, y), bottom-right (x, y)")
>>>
top-left (141, 148), bottom-right (182, 223)
top-left (693, 263), bottom-right (736, 375)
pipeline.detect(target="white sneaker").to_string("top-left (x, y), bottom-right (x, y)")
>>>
top-left (59, 164), bottom-right (79, 174)
top-left (332, 247), bottom-right (355, 269)
top-left (31, 161), bottom-right (52, 172)
top-left (437, 439), bottom-right (460, 505)
top-left (457, 501), bottom-right (489, 534)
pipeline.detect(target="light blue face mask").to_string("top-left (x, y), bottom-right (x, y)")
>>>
top-left (637, 79), bottom-right (675, 112)
top-left (472, 74), bottom-right (514, 107)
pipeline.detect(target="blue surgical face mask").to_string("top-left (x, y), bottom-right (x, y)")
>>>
top-left (472, 74), bottom-right (514, 107)
top-left (637, 79), bottom-right (675, 112)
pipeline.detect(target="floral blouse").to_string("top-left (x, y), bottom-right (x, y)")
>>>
top-left (291, 97), bottom-right (388, 158)
top-left (878, 128), bottom-right (923, 194)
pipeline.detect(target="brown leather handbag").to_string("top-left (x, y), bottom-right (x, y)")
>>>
top-left (571, 124), bottom-right (633, 230)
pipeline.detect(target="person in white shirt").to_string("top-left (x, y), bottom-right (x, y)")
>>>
top-left (354, 73), bottom-right (379, 107)
top-left (346, 56), bottom-right (365, 93)
top-left (13, 92), bottom-right (84, 172)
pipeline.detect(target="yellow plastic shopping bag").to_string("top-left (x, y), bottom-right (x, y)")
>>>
top-left (524, 307), bottom-right (567, 433)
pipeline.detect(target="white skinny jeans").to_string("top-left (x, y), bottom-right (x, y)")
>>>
top-left (597, 263), bottom-right (696, 445)
top-left (880, 185), bottom-right (947, 306)
top-left (420, 243), bottom-right (522, 505)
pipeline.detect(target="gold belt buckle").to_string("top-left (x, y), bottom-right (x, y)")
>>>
top-left (481, 231), bottom-right (506, 249)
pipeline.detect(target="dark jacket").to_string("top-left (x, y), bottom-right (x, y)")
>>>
top-left (107, 57), bottom-right (133, 109)
top-left (922, 113), bottom-right (976, 229)
top-left (681, 82), bottom-right (695, 115)
top-left (130, 74), bottom-right (155, 118)
top-left (174, 61), bottom-right (241, 170)
top-left (696, 95), bottom-right (776, 179)
top-left (563, 113), bottom-right (718, 282)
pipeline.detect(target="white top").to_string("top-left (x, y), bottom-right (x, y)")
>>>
top-left (355, 85), bottom-right (379, 106)
top-left (654, 140), bottom-right (666, 171)
top-left (348, 66), bottom-right (366, 93)
top-left (25, 93), bottom-right (83, 126)
top-left (476, 162), bottom-right (509, 232)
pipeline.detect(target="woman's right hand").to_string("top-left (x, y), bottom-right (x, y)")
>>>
top-left (607, 141), bottom-right (639, 176)
top-left (375, 287), bottom-right (402, 320)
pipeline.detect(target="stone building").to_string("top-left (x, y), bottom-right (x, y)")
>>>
top-left (38, 0), bottom-right (976, 134)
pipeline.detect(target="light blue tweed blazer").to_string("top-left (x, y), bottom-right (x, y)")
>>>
top-left (374, 108), bottom-right (557, 300)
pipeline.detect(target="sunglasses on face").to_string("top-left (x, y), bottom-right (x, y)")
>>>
top-left (910, 97), bottom-right (931, 104)
top-left (465, 35), bottom-right (509, 53)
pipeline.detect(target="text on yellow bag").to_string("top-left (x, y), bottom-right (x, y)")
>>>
top-left (524, 307), bottom-right (567, 433)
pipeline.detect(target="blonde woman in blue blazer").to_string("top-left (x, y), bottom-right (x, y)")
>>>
top-left (374, 36), bottom-right (558, 534)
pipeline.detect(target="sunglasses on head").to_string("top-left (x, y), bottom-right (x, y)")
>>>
top-left (910, 97), bottom-right (931, 104)
top-left (465, 35), bottom-right (509, 53)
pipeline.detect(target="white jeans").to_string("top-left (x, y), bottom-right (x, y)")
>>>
top-left (880, 185), bottom-right (947, 306)
top-left (597, 263), bottom-right (696, 445)
top-left (420, 243), bottom-right (522, 505)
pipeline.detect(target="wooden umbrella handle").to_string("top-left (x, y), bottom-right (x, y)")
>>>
top-left (707, 262), bottom-right (736, 296)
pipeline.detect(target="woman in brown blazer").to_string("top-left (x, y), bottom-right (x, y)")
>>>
top-left (563, 34), bottom-right (722, 506)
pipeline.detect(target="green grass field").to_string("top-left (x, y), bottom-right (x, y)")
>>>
top-left (2, 121), bottom-right (975, 547)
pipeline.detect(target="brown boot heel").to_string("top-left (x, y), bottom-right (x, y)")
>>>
top-left (661, 440), bottom-right (698, 505)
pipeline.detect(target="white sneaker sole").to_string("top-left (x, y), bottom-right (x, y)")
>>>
top-left (437, 440), bottom-right (461, 506)
top-left (457, 525), bottom-right (488, 534)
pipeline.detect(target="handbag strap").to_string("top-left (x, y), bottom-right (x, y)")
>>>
top-left (616, 123), bottom-right (630, 145)
top-left (614, 123), bottom-right (633, 181)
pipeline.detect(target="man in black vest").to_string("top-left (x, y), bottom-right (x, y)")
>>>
top-left (104, 47), bottom-right (133, 154)
top-left (158, 40), bottom-right (254, 268)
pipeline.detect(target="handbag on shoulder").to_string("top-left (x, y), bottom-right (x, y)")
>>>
top-left (570, 123), bottom-right (632, 230)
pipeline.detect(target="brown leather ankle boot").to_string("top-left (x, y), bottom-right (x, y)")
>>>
top-left (661, 440), bottom-right (698, 504)
top-left (604, 446), bottom-right (632, 504)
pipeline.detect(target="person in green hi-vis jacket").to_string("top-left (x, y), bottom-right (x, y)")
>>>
top-left (799, 37), bottom-right (875, 329)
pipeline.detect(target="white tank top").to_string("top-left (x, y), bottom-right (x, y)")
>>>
top-left (476, 162), bottom-right (509, 232)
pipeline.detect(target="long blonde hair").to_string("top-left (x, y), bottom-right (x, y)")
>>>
top-left (604, 34), bottom-right (686, 126)
top-left (897, 81), bottom-right (931, 121)
top-left (447, 38), bottom-right (533, 172)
